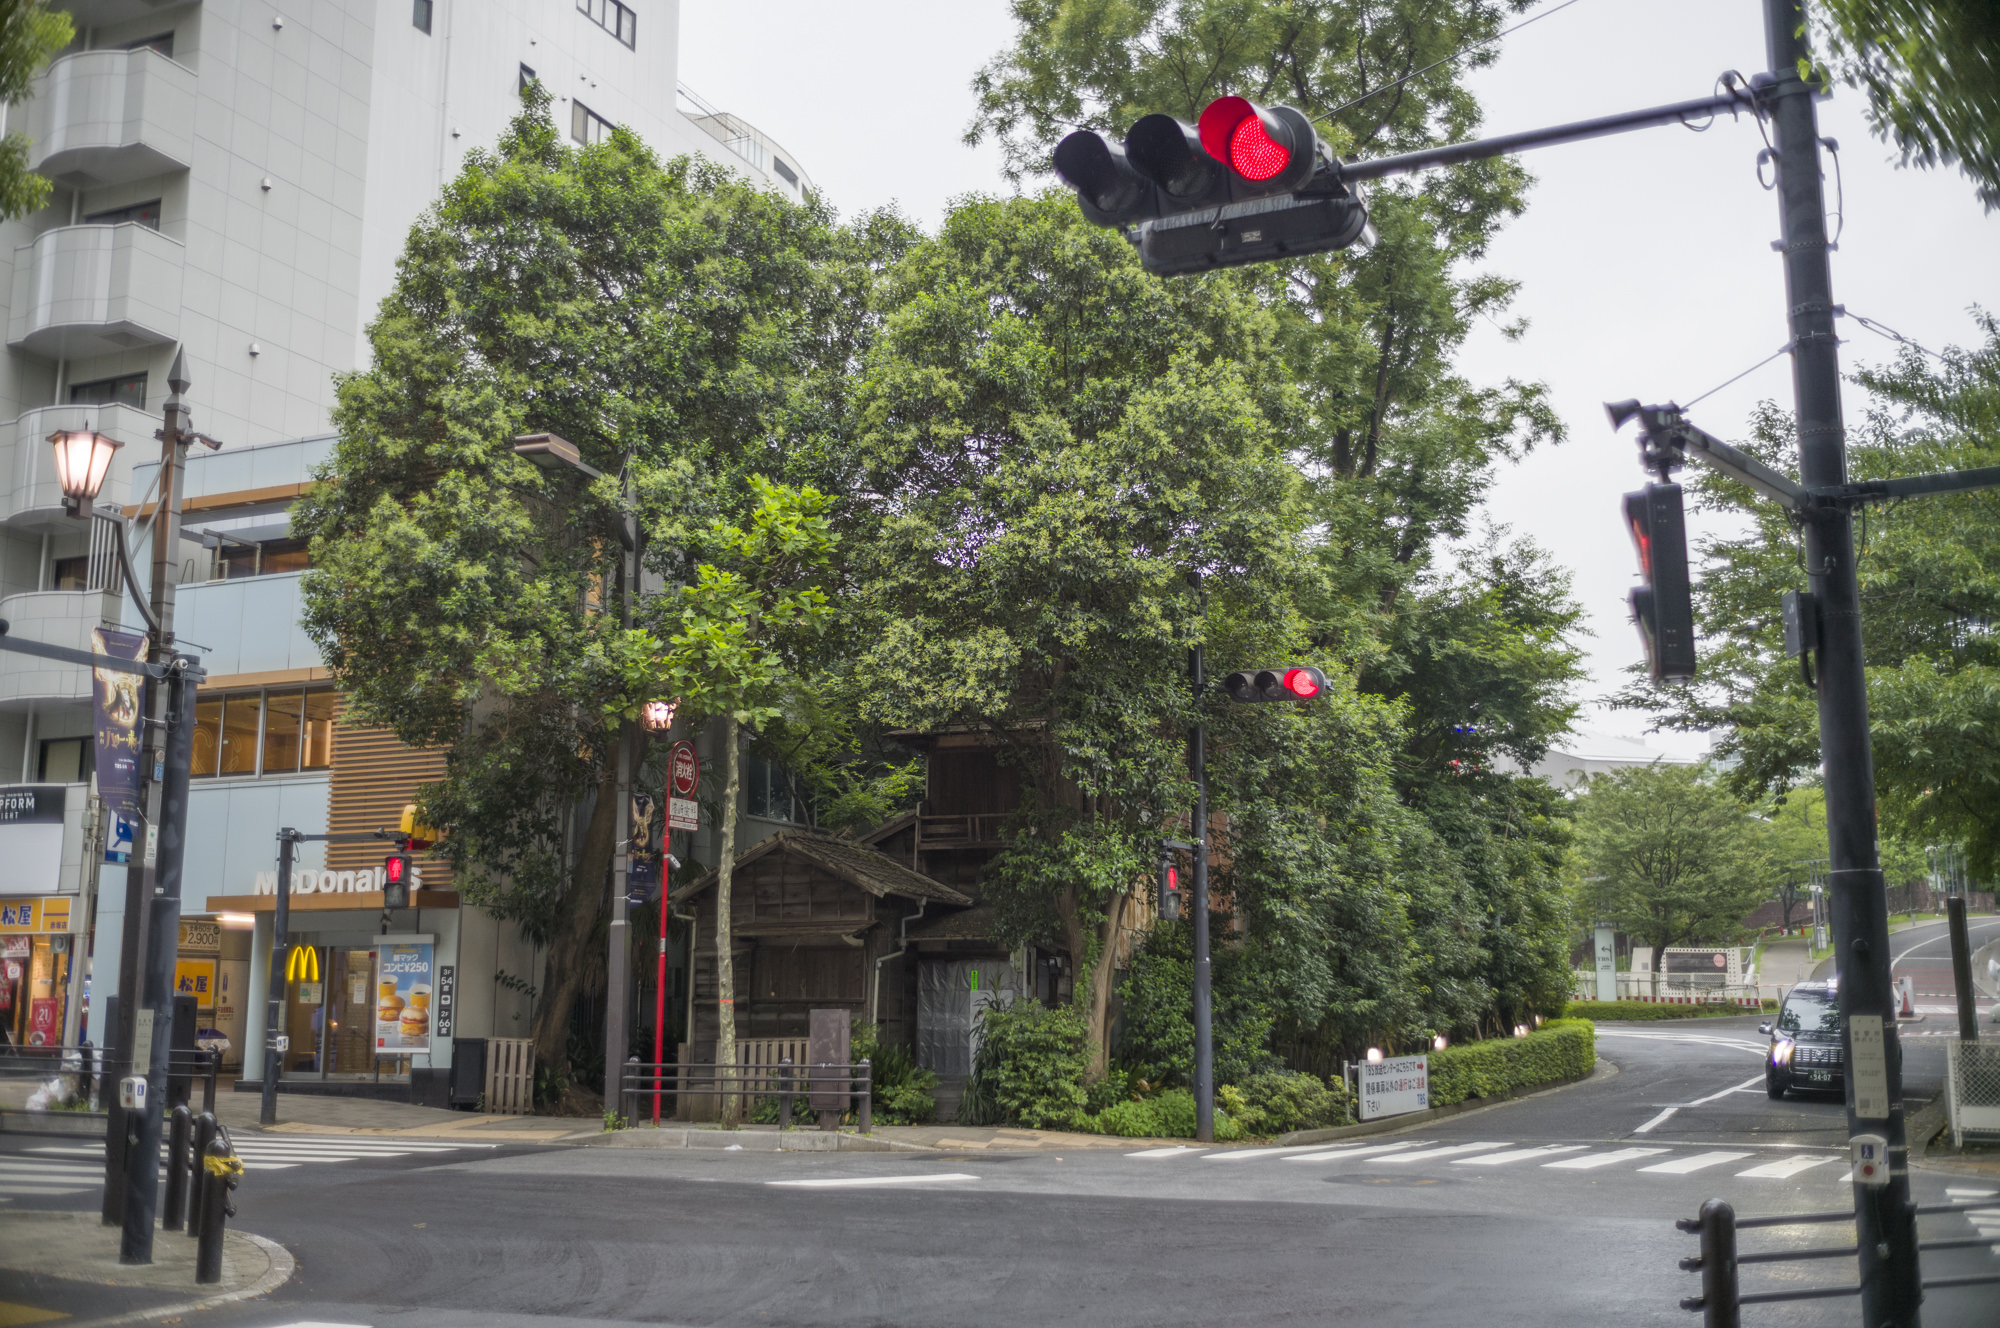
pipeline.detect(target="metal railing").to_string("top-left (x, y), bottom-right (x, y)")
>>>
top-left (619, 1057), bottom-right (872, 1133)
top-left (1677, 1196), bottom-right (2000, 1323)
top-left (0, 1043), bottom-right (219, 1119)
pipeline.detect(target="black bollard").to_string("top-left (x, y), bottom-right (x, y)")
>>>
top-left (858, 1058), bottom-right (872, 1135)
top-left (162, 1106), bottom-right (192, 1232)
top-left (194, 1133), bottom-right (240, 1285)
top-left (186, 1111), bottom-right (217, 1239)
top-left (779, 1056), bottom-right (792, 1130)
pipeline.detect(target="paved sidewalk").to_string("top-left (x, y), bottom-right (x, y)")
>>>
top-left (212, 1089), bottom-right (591, 1142)
top-left (871, 1123), bottom-right (1195, 1151)
top-left (0, 1210), bottom-right (292, 1326)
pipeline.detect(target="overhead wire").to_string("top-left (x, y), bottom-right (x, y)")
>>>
top-left (1310, 0), bottom-right (1594, 127)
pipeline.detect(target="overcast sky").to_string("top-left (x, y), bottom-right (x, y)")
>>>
top-left (681, 0), bottom-right (2000, 759)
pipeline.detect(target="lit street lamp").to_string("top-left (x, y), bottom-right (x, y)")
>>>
top-left (48, 426), bottom-right (123, 517)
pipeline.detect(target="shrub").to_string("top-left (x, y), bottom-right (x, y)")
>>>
top-left (1118, 923), bottom-right (1281, 1087)
top-left (853, 1022), bottom-right (938, 1125)
top-left (1426, 1019), bottom-right (1595, 1108)
top-left (968, 1002), bottom-right (1090, 1130)
top-left (1226, 1070), bottom-right (1352, 1136)
top-left (1562, 1000), bottom-right (1754, 1022)
top-left (1085, 1065), bottom-right (1139, 1115)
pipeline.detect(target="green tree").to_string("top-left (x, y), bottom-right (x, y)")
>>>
top-left (1572, 764), bottom-right (1772, 991)
top-left (295, 87), bottom-right (843, 1075)
top-left (0, 2), bottom-right (72, 219)
top-left (1811, 0), bottom-right (2000, 212)
top-left (644, 477), bottom-right (839, 1122)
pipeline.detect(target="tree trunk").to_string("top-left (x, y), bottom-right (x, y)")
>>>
top-left (530, 758), bottom-right (620, 1075)
top-left (715, 715), bottom-right (742, 1124)
top-left (1057, 885), bottom-right (1128, 1078)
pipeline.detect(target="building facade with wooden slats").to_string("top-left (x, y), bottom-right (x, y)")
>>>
top-left (324, 715), bottom-right (454, 888)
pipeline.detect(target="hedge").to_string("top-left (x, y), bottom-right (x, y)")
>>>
top-left (1426, 1019), bottom-right (1596, 1108)
top-left (1562, 1000), bottom-right (1761, 1022)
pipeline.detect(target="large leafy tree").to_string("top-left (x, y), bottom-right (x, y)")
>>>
top-left (295, 88), bottom-right (843, 1074)
top-left (1628, 319), bottom-right (2000, 874)
top-left (0, 1), bottom-right (71, 219)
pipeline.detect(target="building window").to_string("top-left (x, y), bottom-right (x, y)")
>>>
top-left (37, 737), bottom-right (88, 783)
top-left (49, 555), bottom-right (88, 590)
top-left (121, 33), bottom-right (173, 57)
top-left (413, 0), bottom-right (433, 34)
top-left (70, 373), bottom-right (146, 409)
top-left (745, 753), bottom-right (801, 823)
top-left (578, 0), bottom-right (636, 48)
top-left (192, 689), bottom-right (335, 779)
top-left (571, 100), bottom-right (613, 146)
top-left (772, 157), bottom-right (798, 187)
top-left (83, 199), bottom-right (161, 230)
top-left (519, 63), bottom-right (537, 94)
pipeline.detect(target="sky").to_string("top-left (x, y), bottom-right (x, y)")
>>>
top-left (679, 0), bottom-right (2000, 760)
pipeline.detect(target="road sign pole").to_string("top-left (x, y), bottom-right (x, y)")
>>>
top-left (260, 830), bottom-right (295, 1127)
top-left (1761, 1), bottom-right (1920, 1319)
top-left (1189, 643), bottom-right (1213, 1144)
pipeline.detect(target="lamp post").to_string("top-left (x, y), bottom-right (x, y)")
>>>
top-left (513, 433), bottom-right (640, 1112)
top-left (55, 349), bottom-right (210, 1264)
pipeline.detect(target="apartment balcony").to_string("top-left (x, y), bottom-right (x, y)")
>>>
top-left (8, 223), bottom-right (183, 359)
top-left (27, 47), bottom-right (196, 188)
top-left (1, 402), bottom-right (153, 531)
top-left (0, 590), bottom-right (123, 708)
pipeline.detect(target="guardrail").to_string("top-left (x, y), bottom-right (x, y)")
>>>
top-left (1677, 1196), bottom-right (2000, 1323)
top-left (619, 1057), bottom-right (873, 1132)
top-left (0, 1043), bottom-right (219, 1120)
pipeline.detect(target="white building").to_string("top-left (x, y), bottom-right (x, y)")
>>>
top-left (0, 0), bottom-right (812, 1098)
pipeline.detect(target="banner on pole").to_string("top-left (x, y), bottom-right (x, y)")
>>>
top-left (90, 627), bottom-right (147, 824)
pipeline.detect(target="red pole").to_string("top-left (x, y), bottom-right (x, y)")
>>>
top-left (652, 842), bottom-right (669, 1125)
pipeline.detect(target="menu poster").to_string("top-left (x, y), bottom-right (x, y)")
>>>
top-left (372, 935), bottom-right (436, 1056)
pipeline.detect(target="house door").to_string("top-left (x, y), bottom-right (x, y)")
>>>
top-left (916, 959), bottom-right (1021, 1079)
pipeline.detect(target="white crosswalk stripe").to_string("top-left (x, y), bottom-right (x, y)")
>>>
top-left (1120, 1140), bottom-right (1863, 1185)
top-left (1734, 1154), bottom-right (1837, 1180)
top-left (1637, 1151), bottom-right (1754, 1175)
top-left (0, 1134), bottom-right (501, 1198)
top-left (1545, 1147), bottom-right (1670, 1171)
top-left (1454, 1145), bottom-right (1589, 1167)
top-left (1284, 1142), bottom-right (1429, 1164)
top-left (1374, 1142), bottom-right (1509, 1164)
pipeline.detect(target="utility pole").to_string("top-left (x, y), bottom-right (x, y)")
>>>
top-left (1188, 643), bottom-right (1213, 1144)
top-left (261, 830), bottom-right (299, 1126)
top-left (603, 455), bottom-right (638, 1116)
top-left (1763, 0), bottom-right (1920, 1319)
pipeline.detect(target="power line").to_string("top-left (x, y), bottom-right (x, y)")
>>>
top-left (1682, 342), bottom-right (1794, 409)
top-left (1312, 0), bottom-right (1593, 128)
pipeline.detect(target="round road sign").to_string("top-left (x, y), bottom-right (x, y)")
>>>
top-left (670, 741), bottom-right (701, 797)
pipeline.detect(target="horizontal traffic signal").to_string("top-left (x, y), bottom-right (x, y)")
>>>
top-left (1623, 484), bottom-right (1696, 681)
top-left (1222, 667), bottom-right (1326, 703)
top-left (1055, 96), bottom-right (1368, 275)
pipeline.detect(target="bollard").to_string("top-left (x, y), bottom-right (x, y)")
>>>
top-left (187, 1111), bottom-right (217, 1239)
top-left (194, 1132), bottom-right (242, 1285)
top-left (858, 1057), bottom-right (872, 1135)
top-left (778, 1056), bottom-right (793, 1130)
top-left (162, 1105), bottom-right (192, 1232)
top-left (199, 1049), bottom-right (218, 1117)
top-left (1676, 1199), bottom-right (1739, 1328)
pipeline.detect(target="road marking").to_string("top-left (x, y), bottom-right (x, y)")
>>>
top-left (1736, 1155), bottom-right (1837, 1180)
top-left (1372, 1143), bottom-right (1508, 1164)
top-left (1592, 1031), bottom-right (1768, 1055)
top-left (768, 1173), bottom-right (979, 1188)
top-left (1945, 1188), bottom-right (1998, 1198)
top-left (1126, 1146), bottom-right (1198, 1158)
top-left (1638, 1151), bottom-right (1755, 1175)
top-left (1202, 1144), bottom-right (1365, 1162)
top-left (1453, 1145), bottom-right (1588, 1167)
top-left (1284, 1142), bottom-right (1428, 1164)
top-left (1634, 1108), bottom-right (1678, 1133)
top-left (1687, 1074), bottom-right (1768, 1107)
top-left (1544, 1147), bottom-right (1670, 1171)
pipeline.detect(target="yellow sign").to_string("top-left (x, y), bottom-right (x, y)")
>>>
top-left (0, 898), bottom-right (72, 933)
top-left (285, 945), bottom-right (320, 982)
top-left (173, 959), bottom-right (218, 1006)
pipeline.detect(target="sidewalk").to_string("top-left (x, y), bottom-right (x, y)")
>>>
top-left (0, 1210), bottom-right (292, 1327)
top-left (212, 1089), bottom-right (591, 1143)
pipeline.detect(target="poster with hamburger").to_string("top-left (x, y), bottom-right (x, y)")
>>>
top-left (373, 936), bottom-right (436, 1056)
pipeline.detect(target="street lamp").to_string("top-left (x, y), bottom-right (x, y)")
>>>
top-left (48, 426), bottom-right (123, 516)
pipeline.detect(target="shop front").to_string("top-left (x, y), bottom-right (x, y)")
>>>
top-left (0, 896), bottom-right (77, 1049)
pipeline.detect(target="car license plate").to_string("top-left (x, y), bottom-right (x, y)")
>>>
top-left (1810, 1070), bottom-right (1832, 1083)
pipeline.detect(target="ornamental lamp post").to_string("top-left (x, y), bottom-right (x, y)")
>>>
top-left (48, 426), bottom-right (123, 516)
top-left (641, 698), bottom-right (677, 735)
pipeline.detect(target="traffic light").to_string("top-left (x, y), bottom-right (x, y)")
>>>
top-left (1622, 483), bottom-right (1697, 681)
top-left (397, 803), bottom-right (441, 849)
top-left (1222, 667), bottom-right (1327, 703)
top-left (383, 852), bottom-right (413, 909)
top-left (1054, 96), bottom-right (1368, 276)
top-left (1158, 858), bottom-right (1181, 922)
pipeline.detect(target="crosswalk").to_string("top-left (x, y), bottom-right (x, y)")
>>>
top-left (0, 1134), bottom-right (498, 1202)
top-left (1124, 1138), bottom-right (1862, 1182)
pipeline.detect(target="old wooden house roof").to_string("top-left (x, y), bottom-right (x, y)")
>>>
top-left (680, 831), bottom-right (974, 907)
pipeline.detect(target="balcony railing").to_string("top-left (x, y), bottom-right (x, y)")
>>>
top-left (27, 47), bottom-right (196, 187)
top-left (0, 591), bottom-right (123, 706)
top-left (7, 222), bottom-right (184, 359)
top-left (1, 402), bottom-right (153, 529)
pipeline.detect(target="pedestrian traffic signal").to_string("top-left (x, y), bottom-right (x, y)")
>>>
top-left (1622, 483), bottom-right (1697, 681)
top-left (1054, 97), bottom-right (1368, 276)
top-left (1158, 859), bottom-right (1181, 922)
top-left (1222, 667), bottom-right (1327, 703)
top-left (383, 853), bottom-right (413, 909)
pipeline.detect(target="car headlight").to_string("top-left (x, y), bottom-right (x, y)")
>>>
top-left (1772, 1039), bottom-right (1795, 1065)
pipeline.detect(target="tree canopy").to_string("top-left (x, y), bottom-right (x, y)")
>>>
top-left (0, 1), bottom-right (71, 220)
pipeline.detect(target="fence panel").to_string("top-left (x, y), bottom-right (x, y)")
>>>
top-left (1947, 1040), bottom-right (2000, 1148)
top-left (484, 1037), bottom-right (535, 1115)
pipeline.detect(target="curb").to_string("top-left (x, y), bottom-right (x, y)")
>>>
top-left (1274, 1058), bottom-right (1616, 1148)
top-left (69, 1230), bottom-right (296, 1328)
top-left (578, 1126), bottom-right (931, 1152)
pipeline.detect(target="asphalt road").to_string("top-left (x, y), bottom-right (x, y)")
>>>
top-left (1858, 913), bottom-right (2000, 1029)
top-left (3, 1018), bottom-right (1995, 1328)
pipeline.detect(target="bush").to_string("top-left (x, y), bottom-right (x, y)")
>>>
top-left (1225, 1070), bottom-right (1352, 1136)
top-left (967, 1002), bottom-right (1090, 1130)
top-left (1091, 1087), bottom-right (1236, 1139)
top-left (1426, 1019), bottom-right (1595, 1108)
top-left (853, 1022), bottom-right (938, 1125)
top-left (1561, 1000), bottom-right (1755, 1022)
top-left (1118, 923), bottom-right (1281, 1087)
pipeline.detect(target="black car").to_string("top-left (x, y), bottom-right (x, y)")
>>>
top-left (1762, 979), bottom-right (1844, 1098)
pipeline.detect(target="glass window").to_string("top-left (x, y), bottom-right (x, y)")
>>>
top-left (192, 698), bottom-right (222, 776)
top-left (413, 0), bottom-right (432, 34)
top-left (37, 737), bottom-right (87, 783)
top-left (519, 63), bottom-right (537, 94)
top-left (121, 33), bottom-right (173, 57)
top-left (302, 691), bottom-right (336, 769)
top-left (83, 200), bottom-right (162, 230)
top-left (258, 537), bottom-right (310, 575)
top-left (219, 694), bottom-right (262, 775)
top-left (578, 0), bottom-right (636, 48)
top-left (572, 100), bottom-right (613, 146)
top-left (50, 555), bottom-right (88, 590)
top-left (70, 373), bottom-right (147, 408)
top-left (746, 754), bottom-right (797, 823)
top-left (1777, 989), bottom-right (1841, 1036)
top-left (263, 691), bottom-right (305, 775)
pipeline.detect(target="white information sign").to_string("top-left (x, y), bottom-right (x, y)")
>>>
top-left (1848, 1014), bottom-right (1890, 1120)
top-left (1359, 1053), bottom-right (1430, 1121)
top-left (668, 796), bottom-right (699, 832)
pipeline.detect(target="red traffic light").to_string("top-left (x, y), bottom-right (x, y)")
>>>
top-left (1281, 667), bottom-right (1322, 699)
top-left (1200, 96), bottom-right (1290, 181)
top-left (1166, 866), bottom-right (1179, 893)
top-left (384, 853), bottom-right (410, 885)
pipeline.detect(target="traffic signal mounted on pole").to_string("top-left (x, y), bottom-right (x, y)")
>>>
top-left (382, 852), bottom-right (413, 909)
top-left (1221, 666), bottom-right (1326, 703)
top-left (1622, 483), bottom-right (1697, 682)
top-left (1055, 96), bottom-right (1368, 276)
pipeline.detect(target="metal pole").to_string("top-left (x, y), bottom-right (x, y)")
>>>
top-left (603, 457), bottom-right (638, 1114)
top-left (1762, 2), bottom-right (1921, 1319)
top-left (1946, 895), bottom-right (1979, 1043)
top-left (1189, 643), bottom-right (1213, 1144)
top-left (653, 838), bottom-right (671, 1125)
top-left (261, 830), bottom-right (294, 1127)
